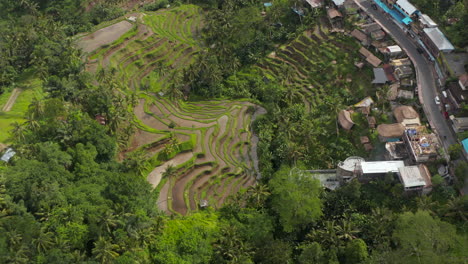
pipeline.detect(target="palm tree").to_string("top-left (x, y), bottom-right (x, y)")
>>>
top-left (416, 196), bottom-right (438, 216)
top-left (7, 245), bottom-right (29, 264)
top-left (99, 210), bottom-right (120, 234)
top-left (308, 220), bottom-right (339, 247)
top-left (247, 184), bottom-right (270, 208)
top-left (443, 196), bottom-right (468, 222)
top-left (283, 86), bottom-right (302, 105)
top-left (28, 97), bottom-right (45, 119)
top-left (10, 122), bottom-right (27, 143)
top-left (33, 230), bottom-right (54, 254)
top-left (213, 226), bottom-right (252, 263)
top-left (335, 219), bottom-right (360, 241)
top-left (92, 237), bottom-right (120, 264)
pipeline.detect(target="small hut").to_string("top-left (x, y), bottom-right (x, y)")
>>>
top-left (360, 136), bottom-right (373, 151)
top-left (367, 116), bottom-right (377, 129)
top-left (338, 110), bottom-right (355, 130)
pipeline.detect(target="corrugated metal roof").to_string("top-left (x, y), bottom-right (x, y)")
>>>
top-left (423, 27), bottom-right (455, 52)
top-left (398, 166), bottom-right (427, 187)
top-left (332, 0), bottom-right (345, 6)
top-left (1, 148), bottom-right (16, 162)
top-left (395, 0), bottom-right (418, 15)
top-left (361, 160), bottom-right (405, 174)
top-left (387, 45), bottom-right (402, 53)
top-left (372, 68), bottom-right (388, 84)
top-left (419, 14), bottom-right (437, 27)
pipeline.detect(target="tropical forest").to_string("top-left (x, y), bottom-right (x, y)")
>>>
top-left (0, 0), bottom-right (467, 263)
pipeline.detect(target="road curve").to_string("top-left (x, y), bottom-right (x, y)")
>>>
top-left (354, 0), bottom-right (457, 152)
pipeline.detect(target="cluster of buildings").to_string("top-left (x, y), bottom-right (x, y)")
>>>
top-left (304, 0), bottom-right (465, 191)
top-left (332, 102), bottom-right (440, 195)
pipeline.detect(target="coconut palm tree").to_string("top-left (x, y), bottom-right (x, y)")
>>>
top-left (92, 237), bottom-right (120, 264)
top-left (10, 122), bottom-right (27, 143)
top-left (335, 219), bottom-right (360, 242)
top-left (33, 230), bottom-right (54, 254)
top-left (247, 184), bottom-right (270, 208)
top-left (98, 210), bottom-right (120, 235)
top-left (443, 196), bottom-right (468, 222)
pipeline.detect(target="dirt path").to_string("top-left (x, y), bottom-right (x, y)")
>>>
top-left (2, 88), bottom-right (22, 112)
top-left (147, 151), bottom-right (194, 188)
top-left (249, 106), bottom-right (267, 179)
top-left (77, 20), bottom-right (133, 53)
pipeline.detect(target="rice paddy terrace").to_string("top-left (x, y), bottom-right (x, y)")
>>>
top-left (238, 24), bottom-right (370, 112)
top-left (133, 96), bottom-right (263, 215)
top-left (84, 4), bottom-right (203, 91)
top-left (79, 5), bottom-right (263, 215)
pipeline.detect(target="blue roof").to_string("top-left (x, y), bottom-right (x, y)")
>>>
top-left (462, 139), bottom-right (468, 153)
top-left (373, 0), bottom-right (413, 25)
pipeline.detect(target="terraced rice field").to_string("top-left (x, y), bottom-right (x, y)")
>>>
top-left (132, 96), bottom-right (263, 215)
top-left (80, 5), bottom-right (262, 215)
top-left (85, 5), bottom-right (203, 90)
top-left (242, 25), bottom-right (365, 112)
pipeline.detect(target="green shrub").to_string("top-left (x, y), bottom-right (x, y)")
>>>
top-left (142, 0), bottom-right (170, 11)
top-left (168, 121), bottom-right (176, 129)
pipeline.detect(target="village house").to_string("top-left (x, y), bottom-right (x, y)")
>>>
top-left (391, 58), bottom-right (412, 67)
top-left (331, 0), bottom-right (345, 7)
top-left (361, 23), bottom-right (381, 34)
top-left (360, 136), bottom-right (373, 151)
top-left (387, 83), bottom-right (400, 101)
top-left (400, 78), bottom-right (414, 87)
top-left (383, 64), bottom-right (397, 82)
top-left (397, 89), bottom-right (414, 99)
top-left (372, 68), bottom-right (388, 84)
top-left (418, 14), bottom-right (437, 28)
top-left (327, 8), bottom-right (343, 28)
top-left (352, 29), bottom-right (370, 46)
top-left (450, 116), bottom-right (468, 133)
top-left (354, 96), bottom-right (374, 115)
top-left (359, 47), bottom-right (382, 67)
top-left (393, 65), bottom-right (413, 80)
top-left (305, 0), bottom-right (323, 8)
top-left (367, 116), bottom-right (377, 129)
top-left (447, 74), bottom-right (468, 110)
top-left (358, 160), bottom-right (406, 181)
top-left (371, 30), bottom-right (386, 41)
top-left (403, 127), bottom-right (440, 163)
top-left (397, 165), bottom-right (432, 194)
top-left (385, 141), bottom-right (409, 160)
top-left (393, 105), bottom-right (421, 127)
top-left (343, 0), bottom-right (359, 14)
top-left (421, 27), bottom-right (454, 57)
top-left (385, 45), bottom-right (403, 57)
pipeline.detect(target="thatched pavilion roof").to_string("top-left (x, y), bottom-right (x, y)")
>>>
top-left (377, 123), bottom-right (405, 138)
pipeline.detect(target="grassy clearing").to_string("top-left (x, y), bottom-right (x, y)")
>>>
top-left (0, 76), bottom-right (43, 143)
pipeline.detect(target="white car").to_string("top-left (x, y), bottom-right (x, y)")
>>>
top-left (434, 96), bottom-right (441, 105)
top-left (442, 91), bottom-right (447, 98)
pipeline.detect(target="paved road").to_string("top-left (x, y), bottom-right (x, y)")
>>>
top-left (354, 0), bottom-right (468, 194)
top-left (354, 0), bottom-right (457, 151)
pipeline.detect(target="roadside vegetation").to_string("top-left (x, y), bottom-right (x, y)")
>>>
top-left (0, 0), bottom-right (467, 263)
